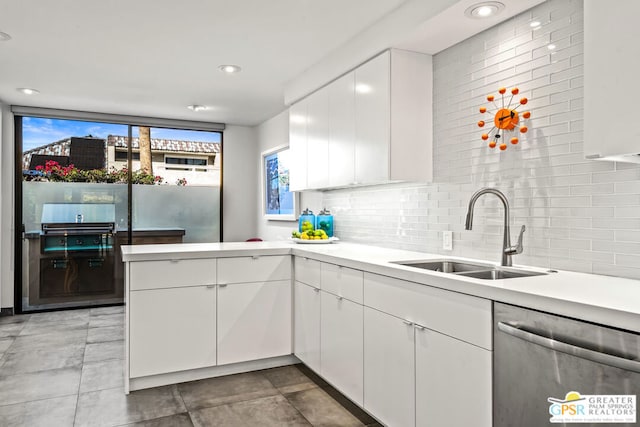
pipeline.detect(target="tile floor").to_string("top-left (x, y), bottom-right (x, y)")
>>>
top-left (0, 307), bottom-right (382, 427)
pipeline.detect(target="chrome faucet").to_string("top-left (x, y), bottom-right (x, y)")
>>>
top-left (465, 188), bottom-right (525, 267)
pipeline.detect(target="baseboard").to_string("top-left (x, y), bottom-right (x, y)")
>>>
top-left (0, 307), bottom-right (15, 317)
top-left (127, 354), bottom-right (300, 393)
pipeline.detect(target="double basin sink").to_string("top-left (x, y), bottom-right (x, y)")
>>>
top-left (391, 259), bottom-right (547, 280)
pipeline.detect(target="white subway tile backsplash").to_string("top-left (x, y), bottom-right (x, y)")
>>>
top-left (320, 0), bottom-right (640, 281)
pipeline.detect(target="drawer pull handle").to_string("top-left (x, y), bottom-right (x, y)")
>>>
top-left (414, 324), bottom-right (426, 331)
top-left (336, 296), bottom-right (343, 301)
top-left (206, 285), bottom-right (216, 289)
top-left (219, 283), bottom-right (228, 288)
top-left (313, 288), bottom-right (320, 293)
top-left (251, 255), bottom-right (260, 260)
top-left (403, 320), bottom-right (413, 326)
top-left (170, 259), bottom-right (180, 263)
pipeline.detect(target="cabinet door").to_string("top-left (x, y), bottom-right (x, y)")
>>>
top-left (306, 85), bottom-right (330, 189)
top-left (415, 327), bottom-right (492, 427)
top-left (129, 285), bottom-right (216, 378)
top-left (355, 51), bottom-right (390, 185)
top-left (217, 280), bottom-right (292, 365)
top-left (294, 281), bottom-right (321, 373)
top-left (364, 307), bottom-right (415, 427)
top-left (289, 99), bottom-right (308, 191)
top-left (328, 72), bottom-right (356, 187)
top-left (321, 291), bottom-right (364, 406)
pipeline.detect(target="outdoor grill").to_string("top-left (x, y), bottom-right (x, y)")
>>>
top-left (39, 203), bottom-right (116, 298)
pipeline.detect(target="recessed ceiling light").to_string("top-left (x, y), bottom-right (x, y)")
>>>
top-left (464, 2), bottom-right (505, 19)
top-left (547, 44), bottom-right (557, 50)
top-left (218, 65), bottom-right (241, 74)
top-left (0, 32), bottom-right (11, 41)
top-left (187, 104), bottom-right (208, 112)
top-left (17, 88), bottom-right (40, 95)
top-left (530, 21), bottom-right (541, 28)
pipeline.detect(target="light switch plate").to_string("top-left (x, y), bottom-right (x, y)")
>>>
top-left (443, 230), bottom-right (453, 251)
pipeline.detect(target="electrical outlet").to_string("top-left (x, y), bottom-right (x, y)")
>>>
top-left (443, 230), bottom-right (453, 251)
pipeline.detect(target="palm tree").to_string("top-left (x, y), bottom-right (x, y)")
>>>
top-left (139, 126), bottom-right (153, 175)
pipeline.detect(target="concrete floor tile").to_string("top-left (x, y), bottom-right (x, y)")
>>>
top-left (285, 387), bottom-right (365, 427)
top-left (189, 394), bottom-right (311, 427)
top-left (0, 337), bottom-right (14, 353)
top-left (74, 385), bottom-right (186, 427)
top-left (0, 322), bottom-right (27, 338)
top-left (28, 309), bottom-right (91, 324)
top-left (80, 359), bottom-right (124, 393)
top-left (0, 367), bottom-right (81, 405)
top-left (0, 346), bottom-right (84, 375)
top-left (119, 412), bottom-right (194, 427)
top-left (89, 313), bottom-right (125, 328)
top-left (8, 329), bottom-right (86, 353)
top-left (19, 319), bottom-right (89, 336)
top-left (87, 326), bottom-right (124, 343)
top-left (90, 306), bottom-right (125, 317)
top-left (0, 394), bottom-right (77, 427)
top-left (84, 340), bottom-right (124, 363)
top-left (0, 314), bottom-right (31, 325)
top-left (178, 371), bottom-right (279, 411)
top-left (261, 364), bottom-right (318, 394)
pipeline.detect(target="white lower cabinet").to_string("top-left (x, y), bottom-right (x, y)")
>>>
top-left (320, 291), bottom-right (364, 407)
top-left (416, 328), bottom-right (492, 427)
top-left (217, 280), bottom-right (292, 365)
top-left (294, 281), bottom-right (321, 372)
top-left (364, 307), bottom-right (415, 427)
top-left (129, 285), bottom-right (216, 378)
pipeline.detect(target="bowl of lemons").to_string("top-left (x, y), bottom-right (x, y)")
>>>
top-left (291, 229), bottom-right (338, 244)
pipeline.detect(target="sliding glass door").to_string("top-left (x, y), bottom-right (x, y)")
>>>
top-left (16, 114), bottom-right (222, 312)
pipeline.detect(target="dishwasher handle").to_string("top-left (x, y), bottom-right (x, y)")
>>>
top-left (497, 321), bottom-right (640, 373)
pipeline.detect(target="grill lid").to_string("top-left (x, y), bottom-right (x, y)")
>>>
top-left (41, 203), bottom-right (115, 225)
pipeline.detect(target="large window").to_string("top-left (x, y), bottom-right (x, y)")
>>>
top-left (16, 111), bottom-right (223, 312)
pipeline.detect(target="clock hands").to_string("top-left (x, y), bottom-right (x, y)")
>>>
top-left (497, 111), bottom-right (515, 121)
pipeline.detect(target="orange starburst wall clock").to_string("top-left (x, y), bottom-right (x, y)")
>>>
top-left (477, 87), bottom-right (531, 151)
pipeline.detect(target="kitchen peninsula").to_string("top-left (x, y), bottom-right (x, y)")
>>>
top-left (122, 241), bottom-right (640, 426)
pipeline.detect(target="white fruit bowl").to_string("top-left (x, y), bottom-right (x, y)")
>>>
top-left (291, 237), bottom-right (339, 244)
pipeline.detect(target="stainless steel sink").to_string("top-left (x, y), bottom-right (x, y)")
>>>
top-left (456, 268), bottom-right (546, 280)
top-left (391, 259), bottom-right (548, 280)
top-left (391, 259), bottom-right (493, 273)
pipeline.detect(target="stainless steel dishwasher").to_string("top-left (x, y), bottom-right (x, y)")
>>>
top-left (494, 302), bottom-right (639, 427)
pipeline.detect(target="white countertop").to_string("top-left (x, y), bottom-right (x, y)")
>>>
top-left (121, 241), bottom-right (640, 333)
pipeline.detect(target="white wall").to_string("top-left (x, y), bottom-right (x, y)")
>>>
top-left (222, 125), bottom-right (259, 242)
top-left (1, 105), bottom-right (14, 309)
top-left (321, 0), bottom-right (640, 280)
top-left (255, 110), bottom-right (322, 241)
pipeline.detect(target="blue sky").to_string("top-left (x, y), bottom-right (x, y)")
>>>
top-left (22, 117), bottom-right (222, 151)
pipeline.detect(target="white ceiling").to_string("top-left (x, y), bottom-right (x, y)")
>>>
top-left (0, 0), bottom-right (545, 127)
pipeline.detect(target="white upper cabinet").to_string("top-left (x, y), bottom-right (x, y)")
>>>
top-left (306, 85), bottom-right (330, 189)
top-left (584, 0), bottom-right (640, 163)
top-left (328, 72), bottom-right (356, 187)
top-left (289, 98), bottom-right (308, 191)
top-left (288, 48), bottom-right (432, 190)
top-left (355, 51), bottom-right (391, 185)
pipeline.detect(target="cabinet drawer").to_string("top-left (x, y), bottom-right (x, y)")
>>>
top-left (218, 255), bottom-right (291, 284)
top-left (321, 263), bottom-right (363, 304)
top-left (294, 256), bottom-right (321, 287)
top-left (129, 258), bottom-right (216, 291)
top-left (363, 273), bottom-right (492, 350)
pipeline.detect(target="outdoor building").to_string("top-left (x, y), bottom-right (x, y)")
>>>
top-left (22, 135), bottom-right (221, 186)
top-left (106, 135), bottom-right (221, 186)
